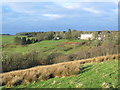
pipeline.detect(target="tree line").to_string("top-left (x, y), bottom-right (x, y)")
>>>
top-left (15, 30), bottom-right (119, 45)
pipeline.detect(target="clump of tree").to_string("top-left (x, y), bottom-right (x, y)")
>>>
top-left (14, 37), bottom-right (38, 45)
top-left (2, 51), bottom-right (40, 72)
top-left (65, 29), bottom-right (72, 40)
top-left (36, 31), bottom-right (55, 41)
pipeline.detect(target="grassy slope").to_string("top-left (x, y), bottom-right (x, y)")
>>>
top-left (13, 60), bottom-right (118, 88)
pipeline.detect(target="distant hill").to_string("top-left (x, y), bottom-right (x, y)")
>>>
top-left (0, 34), bottom-right (11, 35)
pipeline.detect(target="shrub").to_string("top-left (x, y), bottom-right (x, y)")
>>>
top-left (53, 55), bottom-right (69, 64)
top-left (63, 47), bottom-right (73, 51)
top-left (8, 76), bottom-right (23, 86)
top-left (14, 37), bottom-right (22, 45)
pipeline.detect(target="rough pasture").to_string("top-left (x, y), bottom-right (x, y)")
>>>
top-left (1, 54), bottom-right (119, 87)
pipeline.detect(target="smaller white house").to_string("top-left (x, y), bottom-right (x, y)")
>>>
top-left (78, 37), bottom-right (81, 39)
top-left (54, 36), bottom-right (60, 40)
top-left (80, 34), bottom-right (94, 40)
top-left (98, 37), bottom-right (102, 40)
top-left (56, 37), bottom-right (60, 40)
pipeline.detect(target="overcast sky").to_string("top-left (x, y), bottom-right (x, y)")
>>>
top-left (2, 2), bottom-right (118, 34)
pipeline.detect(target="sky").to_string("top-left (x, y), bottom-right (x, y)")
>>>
top-left (2, 1), bottom-right (118, 35)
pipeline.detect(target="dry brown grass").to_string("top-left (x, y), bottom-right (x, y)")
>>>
top-left (1, 54), bottom-right (119, 87)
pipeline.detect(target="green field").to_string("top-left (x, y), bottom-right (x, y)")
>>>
top-left (1, 35), bottom-right (16, 44)
top-left (10, 60), bottom-right (118, 88)
top-left (2, 36), bottom-right (88, 55)
top-left (1, 35), bottom-right (29, 44)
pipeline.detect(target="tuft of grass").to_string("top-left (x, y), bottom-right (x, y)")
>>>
top-left (1, 60), bottom-right (81, 87)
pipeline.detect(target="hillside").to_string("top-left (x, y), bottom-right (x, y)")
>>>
top-left (4, 60), bottom-right (119, 88)
top-left (1, 33), bottom-right (119, 88)
top-left (1, 54), bottom-right (119, 88)
top-left (2, 35), bottom-right (118, 73)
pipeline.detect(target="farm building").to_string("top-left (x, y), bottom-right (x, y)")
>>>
top-left (80, 34), bottom-right (94, 40)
